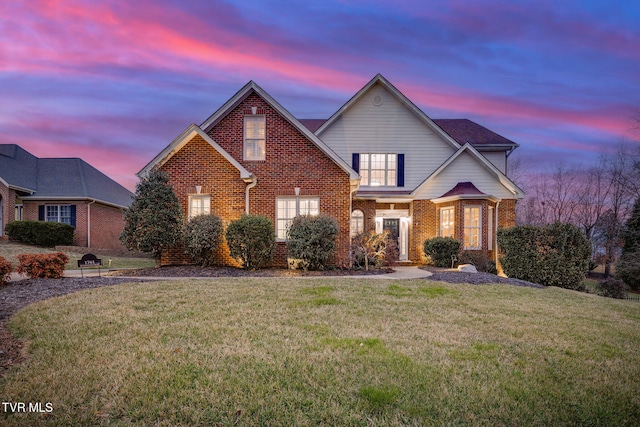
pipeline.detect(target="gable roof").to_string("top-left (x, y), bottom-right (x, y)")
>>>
top-left (433, 119), bottom-right (518, 150)
top-left (0, 144), bottom-right (133, 208)
top-left (315, 74), bottom-right (461, 151)
top-left (414, 143), bottom-right (525, 199)
top-left (200, 81), bottom-right (359, 181)
top-left (138, 124), bottom-right (254, 182)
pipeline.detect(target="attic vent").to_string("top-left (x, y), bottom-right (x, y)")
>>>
top-left (372, 94), bottom-right (384, 106)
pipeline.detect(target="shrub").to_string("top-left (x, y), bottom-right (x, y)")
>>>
top-left (458, 251), bottom-right (497, 274)
top-left (0, 256), bottom-right (13, 285)
top-left (17, 252), bottom-right (70, 279)
top-left (287, 215), bottom-right (339, 271)
top-left (597, 278), bottom-right (630, 299)
top-left (183, 214), bottom-right (224, 266)
top-left (615, 251), bottom-right (640, 291)
top-left (423, 237), bottom-right (461, 268)
top-left (352, 231), bottom-right (395, 270)
top-left (5, 220), bottom-right (74, 246)
top-left (498, 222), bottom-right (591, 290)
top-left (225, 215), bottom-right (275, 270)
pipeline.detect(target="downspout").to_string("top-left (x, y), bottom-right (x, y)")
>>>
top-left (87, 199), bottom-right (96, 248)
top-left (495, 199), bottom-right (502, 275)
top-left (245, 177), bottom-right (257, 215)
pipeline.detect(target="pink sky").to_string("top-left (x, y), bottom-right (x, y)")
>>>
top-left (2, 0), bottom-right (638, 191)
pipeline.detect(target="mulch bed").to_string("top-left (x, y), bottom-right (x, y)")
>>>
top-left (0, 267), bottom-right (541, 377)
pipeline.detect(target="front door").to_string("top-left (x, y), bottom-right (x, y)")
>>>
top-left (383, 218), bottom-right (400, 259)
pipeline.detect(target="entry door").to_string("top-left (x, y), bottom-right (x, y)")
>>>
top-left (383, 218), bottom-right (400, 259)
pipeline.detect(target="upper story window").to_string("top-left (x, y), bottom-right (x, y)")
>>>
top-left (189, 195), bottom-right (211, 219)
top-left (244, 115), bottom-right (266, 160)
top-left (359, 153), bottom-right (396, 186)
top-left (46, 205), bottom-right (72, 225)
top-left (464, 206), bottom-right (482, 250)
top-left (276, 197), bottom-right (319, 240)
top-left (440, 206), bottom-right (454, 238)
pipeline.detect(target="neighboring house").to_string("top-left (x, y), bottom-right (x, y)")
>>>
top-left (141, 74), bottom-right (524, 267)
top-left (0, 144), bottom-right (134, 250)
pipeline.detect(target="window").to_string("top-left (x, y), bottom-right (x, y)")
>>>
top-left (189, 195), bottom-right (211, 219)
top-left (488, 206), bottom-right (494, 250)
top-left (360, 153), bottom-right (396, 186)
top-left (464, 206), bottom-right (481, 250)
top-left (440, 207), bottom-right (454, 238)
top-left (244, 115), bottom-right (265, 160)
top-left (46, 205), bottom-right (72, 225)
top-left (15, 204), bottom-right (23, 221)
top-left (351, 209), bottom-right (364, 237)
top-left (276, 197), bottom-right (319, 239)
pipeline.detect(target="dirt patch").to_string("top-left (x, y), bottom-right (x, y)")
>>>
top-left (422, 268), bottom-right (544, 288)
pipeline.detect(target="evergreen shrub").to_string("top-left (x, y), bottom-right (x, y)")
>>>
top-left (287, 215), bottom-right (339, 271)
top-left (498, 222), bottom-right (591, 289)
top-left (423, 237), bottom-right (461, 268)
top-left (225, 215), bottom-right (275, 270)
top-left (5, 220), bottom-right (74, 247)
top-left (183, 214), bottom-right (224, 266)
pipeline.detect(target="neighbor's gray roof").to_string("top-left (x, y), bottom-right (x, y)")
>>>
top-left (0, 144), bottom-right (133, 208)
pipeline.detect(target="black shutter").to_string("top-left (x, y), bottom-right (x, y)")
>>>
top-left (38, 205), bottom-right (45, 221)
top-left (70, 205), bottom-right (76, 228)
top-left (397, 154), bottom-right (405, 187)
top-left (352, 153), bottom-right (360, 173)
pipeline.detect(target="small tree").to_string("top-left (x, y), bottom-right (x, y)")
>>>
top-left (616, 197), bottom-right (640, 290)
top-left (225, 215), bottom-right (275, 270)
top-left (287, 214), bottom-right (339, 271)
top-left (120, 170), bottom-right (184, 267)
top-left (352, 231), bottom-right (393, 271)
top-left (183, 214), bottom-right (224, 267)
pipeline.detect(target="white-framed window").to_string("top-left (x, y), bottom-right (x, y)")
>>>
top-left (351, 209), bottom-right (365, 237)
top-left (276, 197), bottom-right (319, 239)
top-left (15, 204), bottom-right (23, 221)
top-left (46, 205), bottom-right (72, 225)
top-left (440, 206), bottom-right (454, 238)
top-left (244, 115), bottom-right (266, 160)
top-left (189, 195), bottom-right (211, 219)
top-left (488, 206), bottom-right (494, 250)
top-left (464, 206), bottom-right (482, 250)
top-left (360, 153), bottom-right (396, 186)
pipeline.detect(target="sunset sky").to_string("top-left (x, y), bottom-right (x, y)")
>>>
top-left (2, 0), bottom-right (639, 191)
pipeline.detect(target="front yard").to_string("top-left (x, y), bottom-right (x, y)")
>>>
top-left (1, 278), bottom-right (639, 426)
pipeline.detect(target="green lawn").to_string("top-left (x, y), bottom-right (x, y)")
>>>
top-left (2, 278), bottom-right (640, 426)
top-left (0, 240), bottom-right (154, 270)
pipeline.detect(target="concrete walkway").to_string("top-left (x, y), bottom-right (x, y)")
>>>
top-left (8, 266), bottom-right (432, 282)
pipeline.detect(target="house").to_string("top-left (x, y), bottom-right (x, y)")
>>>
top-left (0, 144), bottom-right (134, 250)
top-left (140, 74), bottom-right (524, 267)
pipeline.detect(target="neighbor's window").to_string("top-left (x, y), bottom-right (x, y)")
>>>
top-left (276, 197), bottom-right (319, 239)
top-left (244, 115), bottom-right (266, 160)
top-left (360, 153), bottom-right (396, 186)
top-left (351, 209), bottom-right (364, 237)
top-left (464, 206), bottom-right (481, 250)
top-left (440, 206), bottom-right (454, 238)
top-left (46, 205), bottom-right (72, 225)
top-left (189, 195), bottom-right (211, 219)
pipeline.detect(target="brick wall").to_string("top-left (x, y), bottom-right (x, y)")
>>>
top-left (161, 91), bottom-right (352, 267)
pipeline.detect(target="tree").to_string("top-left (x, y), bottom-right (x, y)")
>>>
top-left (616, 197), bottom-right (640, 290)
top-left (120, 170), bottom-right (184, 266)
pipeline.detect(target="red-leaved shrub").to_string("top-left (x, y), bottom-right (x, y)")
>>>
top-left (0, 256), bottom-right (13, 285)
top-left (17, 252), bottom-right (70, 279)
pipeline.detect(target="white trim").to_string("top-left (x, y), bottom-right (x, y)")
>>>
top-left (316, 74), bottom-right (462, 151)
top-left (275, 196), bottom-right (320, 240)
top-left (439, 206), bottom-right (454, 238)
top-left (463, 205), bottom-right (482, 250)
top-left (138, 124), bottom-right (254, 182)
top-left (414, 143), bottom-right (525, 199)
top-left (200, 81), bottom-right (360, 182)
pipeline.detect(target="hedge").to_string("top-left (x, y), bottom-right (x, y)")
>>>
top-left (497, 222), bottom-right (591, 290)
top-left (5, 220), bottom-right (74, 247)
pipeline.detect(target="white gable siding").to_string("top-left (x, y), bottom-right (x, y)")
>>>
top-left (479, 151), bottom-right (506, 174)
top-left (414, 151), bottom-right (516, 200)
top-left (319, 84), bottom-right (455, 191)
